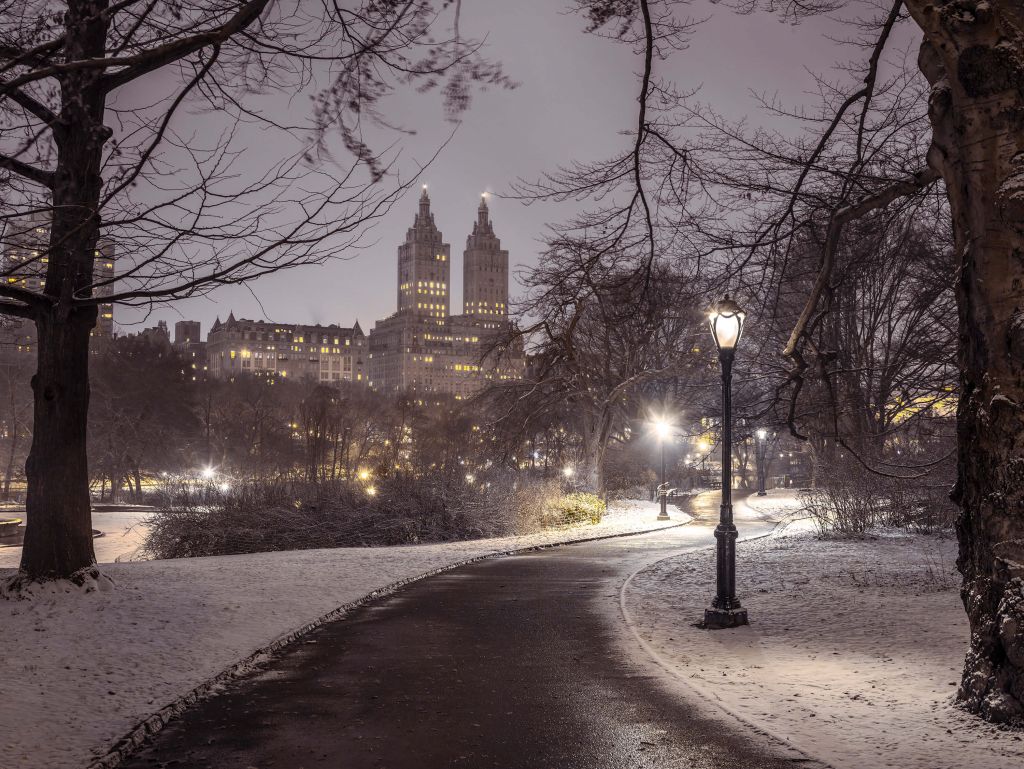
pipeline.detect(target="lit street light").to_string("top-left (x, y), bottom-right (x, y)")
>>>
top-left (755, 428), bottom-right (769, 496)
top-left (704, 294), bottom-right (748, 630)
top-left (651, 416), bottom-right (672, 521)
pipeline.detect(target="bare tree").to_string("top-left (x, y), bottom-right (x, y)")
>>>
top-left (501, 256), bottom-right (707, 493)
top-left (519, 0), bottom-right (1023, 722)
top-left (0, 0), bottom-right (509, 582)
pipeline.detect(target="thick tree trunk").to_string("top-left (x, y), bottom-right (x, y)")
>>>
top-left (15, 0), bottom-right (110, 582)
top-left (908, 0), bottom-right (1024, 723)
top-left (20, 310), bottom-right (98, 579)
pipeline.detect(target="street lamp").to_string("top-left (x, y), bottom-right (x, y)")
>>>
top-left (651, 417), bottom-right (672, 521)
top-left (704, 294), bottom-right (748, 629)
top-left (755, 428), bottom-right (769, 496)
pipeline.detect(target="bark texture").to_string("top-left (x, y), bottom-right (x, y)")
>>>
top-left (907, 0), bottom-right (1024, 723)
top-left (18, 0), bottom-right (108, 580)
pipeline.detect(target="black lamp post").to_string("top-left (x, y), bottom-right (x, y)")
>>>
top-left (704, 294), bottom-right (749, 630)
top-left (652, 417), bottom-right (672, 521)
top-left (755, 428), bottom-right (769, 496)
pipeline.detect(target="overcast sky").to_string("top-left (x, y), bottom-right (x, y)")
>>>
top-left (118, 0), bottom-right (915, 339)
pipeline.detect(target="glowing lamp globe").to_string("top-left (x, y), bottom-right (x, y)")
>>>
top-left (654, 418), bottom-right (671, 441)
top-left (708, 294), bottom-right (746, 353)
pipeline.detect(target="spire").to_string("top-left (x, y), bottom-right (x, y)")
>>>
top-left (418, 184), bottom-right (431, 218)
top-left (473, 193), bottom-right (493, 235)
top-left (227, 310), bottom-right (236, 325)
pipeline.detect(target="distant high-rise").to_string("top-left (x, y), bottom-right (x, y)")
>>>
top-left (0, 213), bottom-right (115, 353)
top-left (397, 187), bottom-right (451, 321)
top-left (174, 320), bottom-right (201, 345)
top-left (172, 321), bottom-right (208, 382)
top-left (369, 191), bottom-right (524, 397)
top-left (462, 195), bottom-right (508, 324)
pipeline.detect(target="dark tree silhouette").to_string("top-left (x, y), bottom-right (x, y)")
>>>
top-left (0, 0), bottom-right (509, 583)
top-left (521, 0), bottom-right (1023, 723)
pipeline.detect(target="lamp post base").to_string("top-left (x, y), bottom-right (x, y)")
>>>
top-left (703, 606), bottom-right (748, 629)
top-left (657, 489), bottom-right (670, 520)
top-left (756, 491), bottom-right (767, 496)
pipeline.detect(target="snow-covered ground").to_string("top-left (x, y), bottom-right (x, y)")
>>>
top-left (0, 509), bottom-right (153, 569)
top-left (1, 501), bottom-right (683, 769)
top-left (623, 501), bottom-right (1024, 769)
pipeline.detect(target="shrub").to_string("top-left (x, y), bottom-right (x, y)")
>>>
top-left (546, 492), bottom-right (605, 527)
top-left (143, 474), bottom-right (601, 559)
top-left (800, 455), bottom-right (956, 537)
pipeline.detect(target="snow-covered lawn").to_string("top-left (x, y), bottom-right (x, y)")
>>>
top-left (623, 521), bottom-right (1024, 769)
top-left (1, 501), bottom-right (681, 769)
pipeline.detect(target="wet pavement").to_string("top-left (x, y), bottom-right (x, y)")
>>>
top-left (119, 493), bottom-right (802, 769)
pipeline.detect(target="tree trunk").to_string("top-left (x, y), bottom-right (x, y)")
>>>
top-left (20, 309), bottom-right (98, 579)
top-left (15, 0), bottom-right (110, 582)
top-left (908, 0), bottom-right (1024, 723)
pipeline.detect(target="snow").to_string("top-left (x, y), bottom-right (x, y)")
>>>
top-left (0, 501), bottom-right (683, 769)
top-left (622, 520), bottom-right (1024, 769)
top-left (0, 509), bottom-right (153, 570)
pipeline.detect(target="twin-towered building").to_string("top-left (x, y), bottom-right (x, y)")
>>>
top-left (368, 188), bottom-right (523, 397)
top-left (1, 191), bottom-right (522, 398)
top-left (200, 188), bottom-right (522, 396)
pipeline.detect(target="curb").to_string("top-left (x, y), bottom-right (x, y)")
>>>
top-left (86, 517), bottom-right (690, 769)
top-left (617, 516), bottom-right (834, 769)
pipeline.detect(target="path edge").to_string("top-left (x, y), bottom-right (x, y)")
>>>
top-left (86, 517), bottom-right (689, 769)
top-left (617, 512), bottom-right (834, 769)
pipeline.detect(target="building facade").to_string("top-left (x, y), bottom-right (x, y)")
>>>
top-left (0, 212), bottom-right (115, 352)
top-left (206, 313), bottom-right (367, 384)
top-left (173, 321), bottom-right (208, 381)
top-left (369, 189), bottom-right (523, 398)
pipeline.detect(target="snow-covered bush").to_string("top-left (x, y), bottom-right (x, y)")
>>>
top-left (801, 459), bottom-right (955, 537)
top-left (142, 475), bottom-right (593, 558)
top-left (547, 492), bottom-right (605, 527)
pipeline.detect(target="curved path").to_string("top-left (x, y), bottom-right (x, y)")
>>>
top-left (120, 493), bottom-right (802, 769)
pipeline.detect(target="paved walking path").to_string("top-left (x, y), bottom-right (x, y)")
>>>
top-left (119, 493), bottom-right (803, 769)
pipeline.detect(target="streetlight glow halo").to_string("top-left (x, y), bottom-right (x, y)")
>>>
top-left (651, 415), bottom-right (673, 442)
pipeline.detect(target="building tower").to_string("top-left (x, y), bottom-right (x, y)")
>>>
top-left (0, 212), bottom-right (115, 342)
top-left (462, 194), bottom-right (508, 324)
top-left (397, 186), bottom-right (450, 323)
top-left (174, 320), bottom-right (201, 345)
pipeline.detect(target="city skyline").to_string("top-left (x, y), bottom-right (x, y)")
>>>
top-left (110, 0), bottom-right (868, 335)
top-left (144, 188), bottom-right (517, 344)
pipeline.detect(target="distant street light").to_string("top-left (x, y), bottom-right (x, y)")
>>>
top-left (562, 466), bottom-right (574, 478)
top-left (704, 294), bottom-right (749, 630)
top-left (650, 416), bottom-right (672, 521)
top-left (755, 428), bottom-right (769, 496)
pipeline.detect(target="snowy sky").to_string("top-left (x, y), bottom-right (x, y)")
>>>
top-left (115, 0), bottom-right (918, 337)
